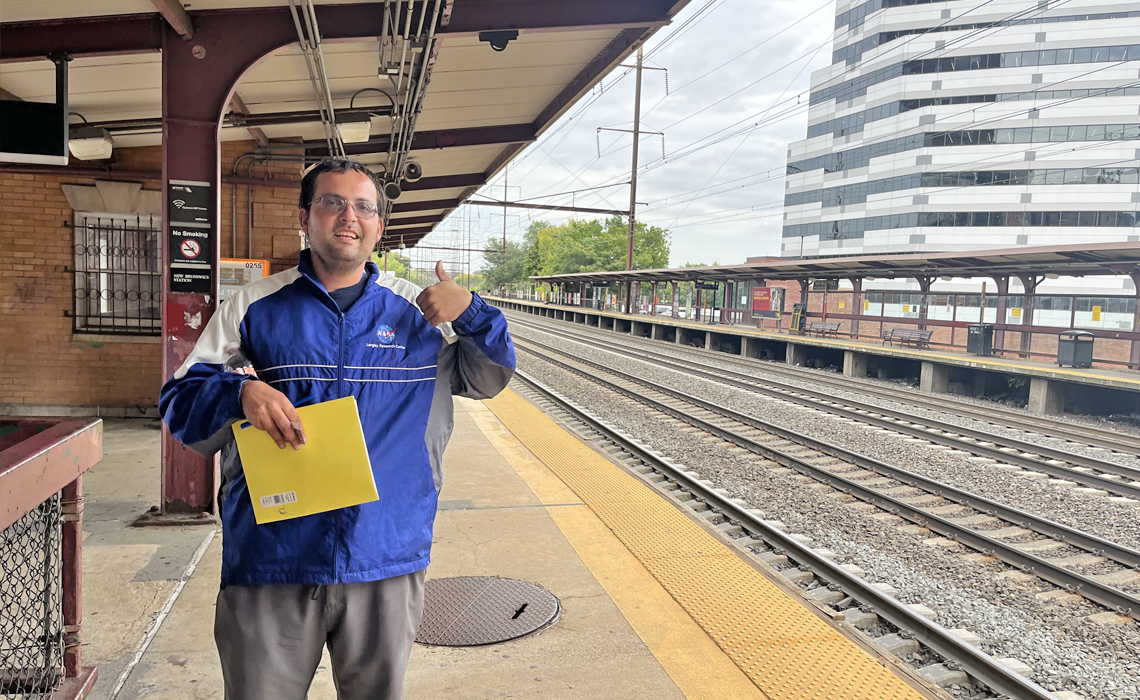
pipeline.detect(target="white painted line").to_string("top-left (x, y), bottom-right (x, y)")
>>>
top-left (109, 528), bottom-right (217, 700)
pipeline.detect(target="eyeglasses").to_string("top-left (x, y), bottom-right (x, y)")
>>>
top-left (312, 194), bottom-right (379, 219)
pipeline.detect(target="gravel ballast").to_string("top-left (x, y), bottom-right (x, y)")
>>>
top-left (511, 325), bottom-right (1140, 555)
top-left (504, 312), bottom-right (1140, 464)
top-left (515, 345), bottom-right (1140, 700)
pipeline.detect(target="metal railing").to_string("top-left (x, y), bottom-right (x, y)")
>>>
top-left (1, 419), bottom-right (103, 699)
top-left (1, 493), bottom-right (63, 698)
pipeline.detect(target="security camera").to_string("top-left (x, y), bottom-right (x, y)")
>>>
top-left (404, 161), bottom-right (423, 182)
top-left (479, 30), bottom-right (519, 52)
top-left (384, 180), bottom-right (402, 201)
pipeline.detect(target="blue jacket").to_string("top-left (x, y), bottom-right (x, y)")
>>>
top-left (160, 251), bottom-right (515, 586)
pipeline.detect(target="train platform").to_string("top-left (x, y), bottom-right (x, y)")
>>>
top-left (490, 297), bottom-right (1140, 416)
top-left (76, 393), bottom-right (939, 700)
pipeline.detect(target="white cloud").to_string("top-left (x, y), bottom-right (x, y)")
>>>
top-left (425, 0), bottom-right (836, 270)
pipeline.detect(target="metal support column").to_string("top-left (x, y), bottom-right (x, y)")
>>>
top-left (160, 24), bottom-right (225, 516)
top-left (993, 276), bottom-right (1009, 353)
top-left (916, 276), bottom-right (933, 331)
top-left (849, 277), bottom-right (863, 339)
top-left (1017, 274), bottom-right (1041, 358)
top-left (1131, 271), bottom-right (1140, 368)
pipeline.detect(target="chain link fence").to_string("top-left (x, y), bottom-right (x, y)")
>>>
top-left (1, 492), bottom-right (64, 699)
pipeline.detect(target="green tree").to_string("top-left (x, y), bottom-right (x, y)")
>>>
top-left (523, 220), bottom-right (556, 277)
top-left (479, 237), bottom-right (528, 289)
top-left (539, 216), bottom-right (670, 275)
top-left (454, 272), bottom-right (484, 289)
top-left (371, 251), bottom-right (410, 278)
top-left (477, 216), bottom-right (671, 294)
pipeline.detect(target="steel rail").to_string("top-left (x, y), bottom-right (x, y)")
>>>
top-left (507, 316), bottom-right (1140, 492)
top-left (510, 370), bottom-right (1059, 700)
top-left (499, 306), bottom-right (1140, 455)
top-left (514, 340), bottom-right (1140, 619)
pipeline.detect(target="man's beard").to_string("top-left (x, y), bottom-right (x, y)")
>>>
top-left (311, 230), bottom-right (374, 274)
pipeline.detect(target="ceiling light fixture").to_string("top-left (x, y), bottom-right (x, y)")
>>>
top-left (335, 113), bottom-right (372, 144)
top-left (68, 127), bottom-right (114, 160)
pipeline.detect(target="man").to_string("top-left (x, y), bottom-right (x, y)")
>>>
top-left (159, 158), bottom-right (515, 699)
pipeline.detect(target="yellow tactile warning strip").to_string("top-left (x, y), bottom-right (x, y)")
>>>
top-left (484, 389), bottom-right (925, 700)
top-left (499, 298), bottom-right (1140, 388)
top-left (464, 398), bottom-right (767, 700)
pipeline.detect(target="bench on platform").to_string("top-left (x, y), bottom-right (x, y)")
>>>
top-left (805, 321), bottom-right (841, 337)
top-left (882, 327), bottom-right (933, 348)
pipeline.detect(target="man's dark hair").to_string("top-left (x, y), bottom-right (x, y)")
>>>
top-left (299, 158), bottom-right (385, 211)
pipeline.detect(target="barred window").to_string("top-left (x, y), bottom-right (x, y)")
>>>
top-left (73, 213), bottom-right (162, 336)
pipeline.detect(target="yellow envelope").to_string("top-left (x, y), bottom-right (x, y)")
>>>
top-left (232, 396), bottom-right (379, 524)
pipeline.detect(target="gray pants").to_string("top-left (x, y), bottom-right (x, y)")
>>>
top-left (214, 570), bottom-right (426, 700)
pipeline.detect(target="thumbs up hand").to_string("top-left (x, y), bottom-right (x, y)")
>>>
top-left (415, 260), bottom-right (474, 326)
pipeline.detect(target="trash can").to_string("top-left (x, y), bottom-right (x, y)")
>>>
top-left (967, 324), bottom-right (993, 356)
top-left (1057, 330), bottom-right (1094, 368)
top-left (790, 303), bottom-right (806, 334)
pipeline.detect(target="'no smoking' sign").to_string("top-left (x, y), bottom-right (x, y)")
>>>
top-left (180, 240), bottom-right (201, 259)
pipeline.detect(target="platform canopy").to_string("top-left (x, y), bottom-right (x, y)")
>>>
top-left (0, 0), bottom-right (691, 248)
top-left (530, 242), bottom-right (1140, 285)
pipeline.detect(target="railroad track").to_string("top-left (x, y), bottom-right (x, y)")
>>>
top-left (500, 306), bottom-right (1140, 457)
top-left (513, 337), bottom-right (1140, 622)
top-left (511, 369), bottom-right (1059, 700)
top-left (506, 315), bottom-right (1140, 499)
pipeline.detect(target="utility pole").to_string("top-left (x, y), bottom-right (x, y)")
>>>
top-left (624, 46), bottom-right (643, 314)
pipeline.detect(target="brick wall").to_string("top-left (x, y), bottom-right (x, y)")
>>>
top-left (0, 141), bottom-right (305, 414)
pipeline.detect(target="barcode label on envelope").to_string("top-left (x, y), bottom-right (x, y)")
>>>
top-left (260, 491), bottom-right (298, 508)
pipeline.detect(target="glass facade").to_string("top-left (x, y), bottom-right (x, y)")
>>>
top-left (805, 86), bottom-right (1140, 139)
top-left (833, 10), bottom-right (1140, 65)
top-left (810, 43), bottom-right (1140, 105)
top-left (782, 210), bottom-right (1140, 239)
top-left (835, 0), bottom-right (951, 31)
top-left (790, 122), bottom-right (1140, 174)
top-left (786, 167), bottom-right (1140, 208)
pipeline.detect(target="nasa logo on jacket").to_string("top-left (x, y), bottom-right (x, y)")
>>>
top-left (375, 324), bottom-right (397, 345)
top-left (368, 323), bottom-right (406, 350)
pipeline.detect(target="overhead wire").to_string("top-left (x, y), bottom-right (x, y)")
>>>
top-left (513, 0), bottom-right (852, 202)
top-left (581, 0), bottom-right (1077, 191)
top-left (526, 0), bottom-right (1028, 209)
top-left (496, 0), bottom-right (730, 188)
top-left (639, 0), bottom-right (836, 121)
top-left (664, 38), bottom-right (829, 229)
top-left (575, 38), bottom-right (1136, 214)
top-left (508, 0), bottom-right (861, 207)
top-left (463, 0), bottom-right (1127, 260)
top-left (683, 72), bottom-right (1140, 204)
top-left (661, 138), bottom-right (1140, 240)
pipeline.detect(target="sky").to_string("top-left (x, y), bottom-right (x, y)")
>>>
top-left (416, 0), bottom-right (838, 274)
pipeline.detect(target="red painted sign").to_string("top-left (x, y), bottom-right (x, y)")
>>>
top-left (752, 287), bottom-right (783, 319)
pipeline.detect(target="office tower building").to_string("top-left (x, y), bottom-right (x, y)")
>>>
top-left (782, 0), bottom-right (1140, 258)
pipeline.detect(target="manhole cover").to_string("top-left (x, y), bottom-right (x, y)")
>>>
top-left (416, 576), bottom-right (561, 646)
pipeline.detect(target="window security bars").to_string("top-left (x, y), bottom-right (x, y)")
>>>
top-left (0, 492), bottom-right (64, 699)
top-left (73, 214), bottom-right (162, 336)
